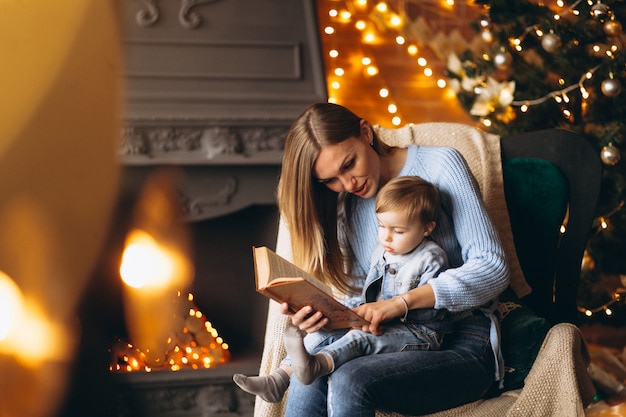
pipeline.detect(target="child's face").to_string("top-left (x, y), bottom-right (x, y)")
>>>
top-left (376, 210), bottom-right (434, 256)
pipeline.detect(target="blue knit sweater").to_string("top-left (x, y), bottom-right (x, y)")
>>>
top-left (342, 145), bottom-right (510, 311)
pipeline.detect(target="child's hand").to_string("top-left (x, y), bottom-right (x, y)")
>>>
top-left (352, 298), bottom-right (404, 335)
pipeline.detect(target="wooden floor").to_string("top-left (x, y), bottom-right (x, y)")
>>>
top-left (315, 0), bottom-right (478, 128)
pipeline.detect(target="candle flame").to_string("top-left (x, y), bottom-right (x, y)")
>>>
top-left (120, 229), bottom-right (179, 289)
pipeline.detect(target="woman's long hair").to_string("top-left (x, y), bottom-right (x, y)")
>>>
top-left (277, 103), bottom-right (393, 294)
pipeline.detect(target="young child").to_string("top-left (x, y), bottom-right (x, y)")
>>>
top-left (234, 176), bottom-right (449, 399)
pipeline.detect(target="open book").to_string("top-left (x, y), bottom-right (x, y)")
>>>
top-left (253, 246), bottom-right (369, 330)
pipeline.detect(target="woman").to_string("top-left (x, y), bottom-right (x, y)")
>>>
top-left (276, 102), bottom-right (509, 417)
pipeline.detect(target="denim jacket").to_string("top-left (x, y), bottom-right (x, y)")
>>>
top-left (362, 239), bottom-right (454, 332)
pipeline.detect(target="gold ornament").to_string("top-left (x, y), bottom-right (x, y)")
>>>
top-left (604, 19), bottom-right (623, 36)
top-left (601, 143), bottom-right (621, 166)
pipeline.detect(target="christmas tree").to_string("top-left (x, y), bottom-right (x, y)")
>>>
top-left (445, 0), bottom-right (626, 323)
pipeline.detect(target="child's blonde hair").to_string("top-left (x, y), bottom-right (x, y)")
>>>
top-left (375, 176), bottom-right (440, 225)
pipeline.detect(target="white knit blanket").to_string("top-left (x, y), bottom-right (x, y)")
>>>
top-left (254, 123), bottom-right (593, 417)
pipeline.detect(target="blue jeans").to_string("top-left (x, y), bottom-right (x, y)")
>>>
top-left (319, 323), bottom-right (442, 370)
top-left (284, 312), bottom-right (495, 417)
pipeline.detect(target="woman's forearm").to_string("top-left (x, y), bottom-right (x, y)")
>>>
top-left (403, 284), bottom-right (436, 310)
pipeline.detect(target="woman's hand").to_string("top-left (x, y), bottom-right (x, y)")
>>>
top-left (280, 303), bottom-right (329, 333)
top-left (352, 298), bottom-right (406, 335)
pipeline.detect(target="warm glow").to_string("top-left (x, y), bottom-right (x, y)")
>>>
top-left (110, 292), bottom-right (231, 373)
top-left (363, 31), bottom-right (376, 43)
top-left (0, 271), bottom-right (72, 366)
top-left (388, 14), bottom-right (402, 28)
top-left (366, 65), bottom-right (379, 75)
top-left (120, 229), bottom-right (178, 289)
top-left (0, 271), bottom-right (23, 340)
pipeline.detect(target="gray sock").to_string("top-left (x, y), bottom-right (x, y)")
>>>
top-left (233, 368), bottom-right (290, 403)
top-left (283, 325), bottom-right (332, 385)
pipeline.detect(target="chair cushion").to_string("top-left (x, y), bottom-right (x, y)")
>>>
top-left (502, 158), bottom-right (569, 319)
top-left (493, 297), bottom-right (551, 393)
top-left (485, 157), bottom-right (567, 395)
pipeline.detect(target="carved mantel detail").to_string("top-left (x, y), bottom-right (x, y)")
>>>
top-left (120, 125), bottom-right (287, 165)
top-left (121, 123), bottom-right (286, 222)
top-left (135, 0), bottom-right (222, 29)
top-left (177, 176), bottom-right (237, 220)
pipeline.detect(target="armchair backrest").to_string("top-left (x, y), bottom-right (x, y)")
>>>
top-left (500, 129), bottom-right (601, 324)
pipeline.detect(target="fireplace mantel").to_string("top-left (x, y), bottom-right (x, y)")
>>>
top-left (120, 0), bottom-right (327, 221)
top-left (119, 122), bottom-right (287, 221)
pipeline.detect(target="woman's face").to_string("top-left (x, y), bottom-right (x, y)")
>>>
top-left (312, 122), bottom-right (381, 199)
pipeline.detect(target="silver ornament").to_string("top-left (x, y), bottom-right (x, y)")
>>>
top-left (601, 143), bottom-right (621, 166)
top-left (493, 50), bottom-right (512, 69)
top-left (601, 78), bottom-right (622, 97)
top-left (481, 30), bottom-right (494, 43)
top-left (591, 1), bottom-right (611, 22)
top-left (541, 33), bottom-right (561, 53)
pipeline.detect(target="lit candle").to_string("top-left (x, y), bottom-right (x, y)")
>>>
top-left (119, 169), bottom-right (194, 368)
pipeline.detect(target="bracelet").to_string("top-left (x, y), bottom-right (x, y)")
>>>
top-left (395, 295), bottom-right (409, 323)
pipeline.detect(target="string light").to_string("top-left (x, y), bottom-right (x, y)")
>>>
top-left (510, 65), bottom-right (601, 107)
top-left (578, 288), bottom-right (626, 317)
top-left (320, 0), bottom-right (413, 126)
top-left (109, 292), bottom-right (230, 373)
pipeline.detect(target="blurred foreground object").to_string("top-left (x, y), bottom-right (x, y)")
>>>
top-left (0, 0), bottom-right (122, 416)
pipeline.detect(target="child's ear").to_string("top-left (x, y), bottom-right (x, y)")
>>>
top-left (424, 221), bottom-right (436, 236)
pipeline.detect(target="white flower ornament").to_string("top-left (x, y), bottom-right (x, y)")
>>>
top-left (447, 53), bottom-right (484, 93)
top-left (470, 77), bottom-right (516, 117)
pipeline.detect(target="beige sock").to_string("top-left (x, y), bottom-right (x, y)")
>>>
top-left (232, 368), bottom-right (290, 403)
top-left (283, 325), bottom-right (332, 385)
